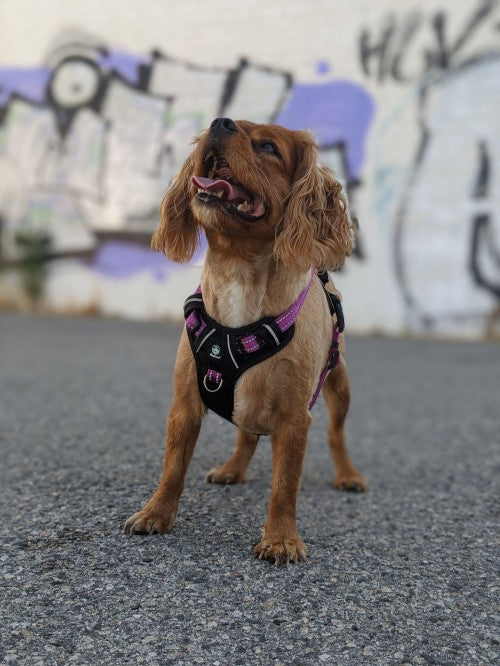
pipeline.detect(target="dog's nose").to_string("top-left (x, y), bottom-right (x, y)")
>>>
top-left (209, 117), bottom-right (238, 135)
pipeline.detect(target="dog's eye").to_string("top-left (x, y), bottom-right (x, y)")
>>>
top-left (259, 141), bottom-right (279, 157)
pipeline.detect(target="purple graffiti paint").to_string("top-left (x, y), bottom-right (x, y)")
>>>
top-left (92, 238), bottom-right (207, 280)
top-left (276, 80), bottom-right (375, 180)
top-left (93, 241), bottom-right (171, 281)
top-left (98, 50), bottom-right (150, 86)
top-left (316, 60), bottom-right (331, 75)
top-left (0, 67), bottom-right (51, 105)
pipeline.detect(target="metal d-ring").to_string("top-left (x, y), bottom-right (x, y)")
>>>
top-left (203, 375), bottom-right (223, 393)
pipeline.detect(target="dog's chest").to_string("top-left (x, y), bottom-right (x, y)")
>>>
top-left (215, 281), bottom-right (261, 328)
top-left (224, 282), bottom-right (246, 327)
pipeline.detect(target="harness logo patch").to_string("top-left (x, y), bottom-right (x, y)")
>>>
top-left (210, 344), bottom-right (222, 359)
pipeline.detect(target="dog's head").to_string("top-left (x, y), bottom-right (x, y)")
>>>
top-left (152, 118), bottom-right (354, 271)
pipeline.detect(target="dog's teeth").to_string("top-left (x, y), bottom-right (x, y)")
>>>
top-left (197, 188), bottom-right (202, 193)
top-left (237, 201), bottom-right (251, 212)
top-left (215, 190), bottom-right (224, 198)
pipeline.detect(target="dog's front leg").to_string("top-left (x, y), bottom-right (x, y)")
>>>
top-left (124, 389), bottom-right (203, 536)
top-left (254, 414), bottom-right (310, 565)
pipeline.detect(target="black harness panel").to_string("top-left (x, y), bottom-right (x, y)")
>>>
top-left (184, 271), bottom-right (344, 424)
top-left (184, 296), bottom-right (295, 423)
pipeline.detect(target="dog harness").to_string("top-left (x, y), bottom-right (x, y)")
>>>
top-left (184, 269), bottom-right (344, 424)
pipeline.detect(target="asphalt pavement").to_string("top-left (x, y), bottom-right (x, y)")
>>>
top-left (1, 312), bottom-right (499, 665)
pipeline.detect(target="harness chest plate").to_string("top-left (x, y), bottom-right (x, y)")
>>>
top-left (183, 270), bottom-right (344, 425)
top-left (184, 296), bottom-right (295, 423)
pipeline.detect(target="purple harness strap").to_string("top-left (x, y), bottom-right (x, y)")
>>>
top-left (308, 322), bottom-right (341, 410)
top-left (275, 267), bottom-right (314, 332)
top-left (271, 265), bottom-right (341, 410)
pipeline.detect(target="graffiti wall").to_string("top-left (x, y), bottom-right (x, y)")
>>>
top-left (0, 0), bottom-right (498, 338)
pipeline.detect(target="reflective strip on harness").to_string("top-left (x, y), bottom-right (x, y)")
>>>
top-left (195, 328), bottom-right (215, 352)
top-left (263, 324), bottom-right (280, 345)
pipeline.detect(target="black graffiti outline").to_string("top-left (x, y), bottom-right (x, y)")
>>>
top-left (470, 142), bottom-right (500, 298)
top-left (470, 216), bottom-right (500, 299)
top-left (359, 0), bottom-right (499, 83)
top-left (427, 0), bottom-right (497, 69)
top-left (394, 53), bottom-right (500, 328)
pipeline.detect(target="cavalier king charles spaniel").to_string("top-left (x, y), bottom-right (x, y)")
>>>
top-left (124, 118), bottom-right (366, 565)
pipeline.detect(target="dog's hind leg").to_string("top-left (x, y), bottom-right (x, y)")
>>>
top-left (206, 430), bottom-right (259, 484)
top-left (322, 362), bottom-right (367, 492)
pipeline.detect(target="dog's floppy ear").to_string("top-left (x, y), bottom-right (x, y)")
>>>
top-left (273, 131), bottom-right (354, 272)
top-left (151, 152), bottom-right (199, 263)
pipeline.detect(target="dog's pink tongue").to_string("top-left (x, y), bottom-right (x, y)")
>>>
top-left (192, 176), bottom-right (247, 202)
top-left (192, 176), bottom-right (232, 198)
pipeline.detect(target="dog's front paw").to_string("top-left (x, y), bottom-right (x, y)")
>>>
top-left (205, 466), bottom-right (245, 484)
top-left (123, 507), bottom-right (176, 535)
top-left (253, 533), bottom-right (308, 565)
top-left (334, 472), bottom-right (368, 492)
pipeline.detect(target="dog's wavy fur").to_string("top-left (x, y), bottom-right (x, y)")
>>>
top-left (125, 120), bottom-right (366, 564)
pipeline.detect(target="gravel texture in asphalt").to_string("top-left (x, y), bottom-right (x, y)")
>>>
top-left (1, 312), bottom-right (499, 665)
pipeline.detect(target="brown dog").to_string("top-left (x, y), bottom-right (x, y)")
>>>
top-left (124, 118), bottom-right (366, 564)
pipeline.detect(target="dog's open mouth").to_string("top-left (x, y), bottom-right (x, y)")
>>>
top-left (192, 151), bottom-right (265, 221)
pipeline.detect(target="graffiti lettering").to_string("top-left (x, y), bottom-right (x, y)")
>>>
top-left (394, 55), bottom-right (500, 329)
top-left (359, 0), bottom-right (499, 82)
